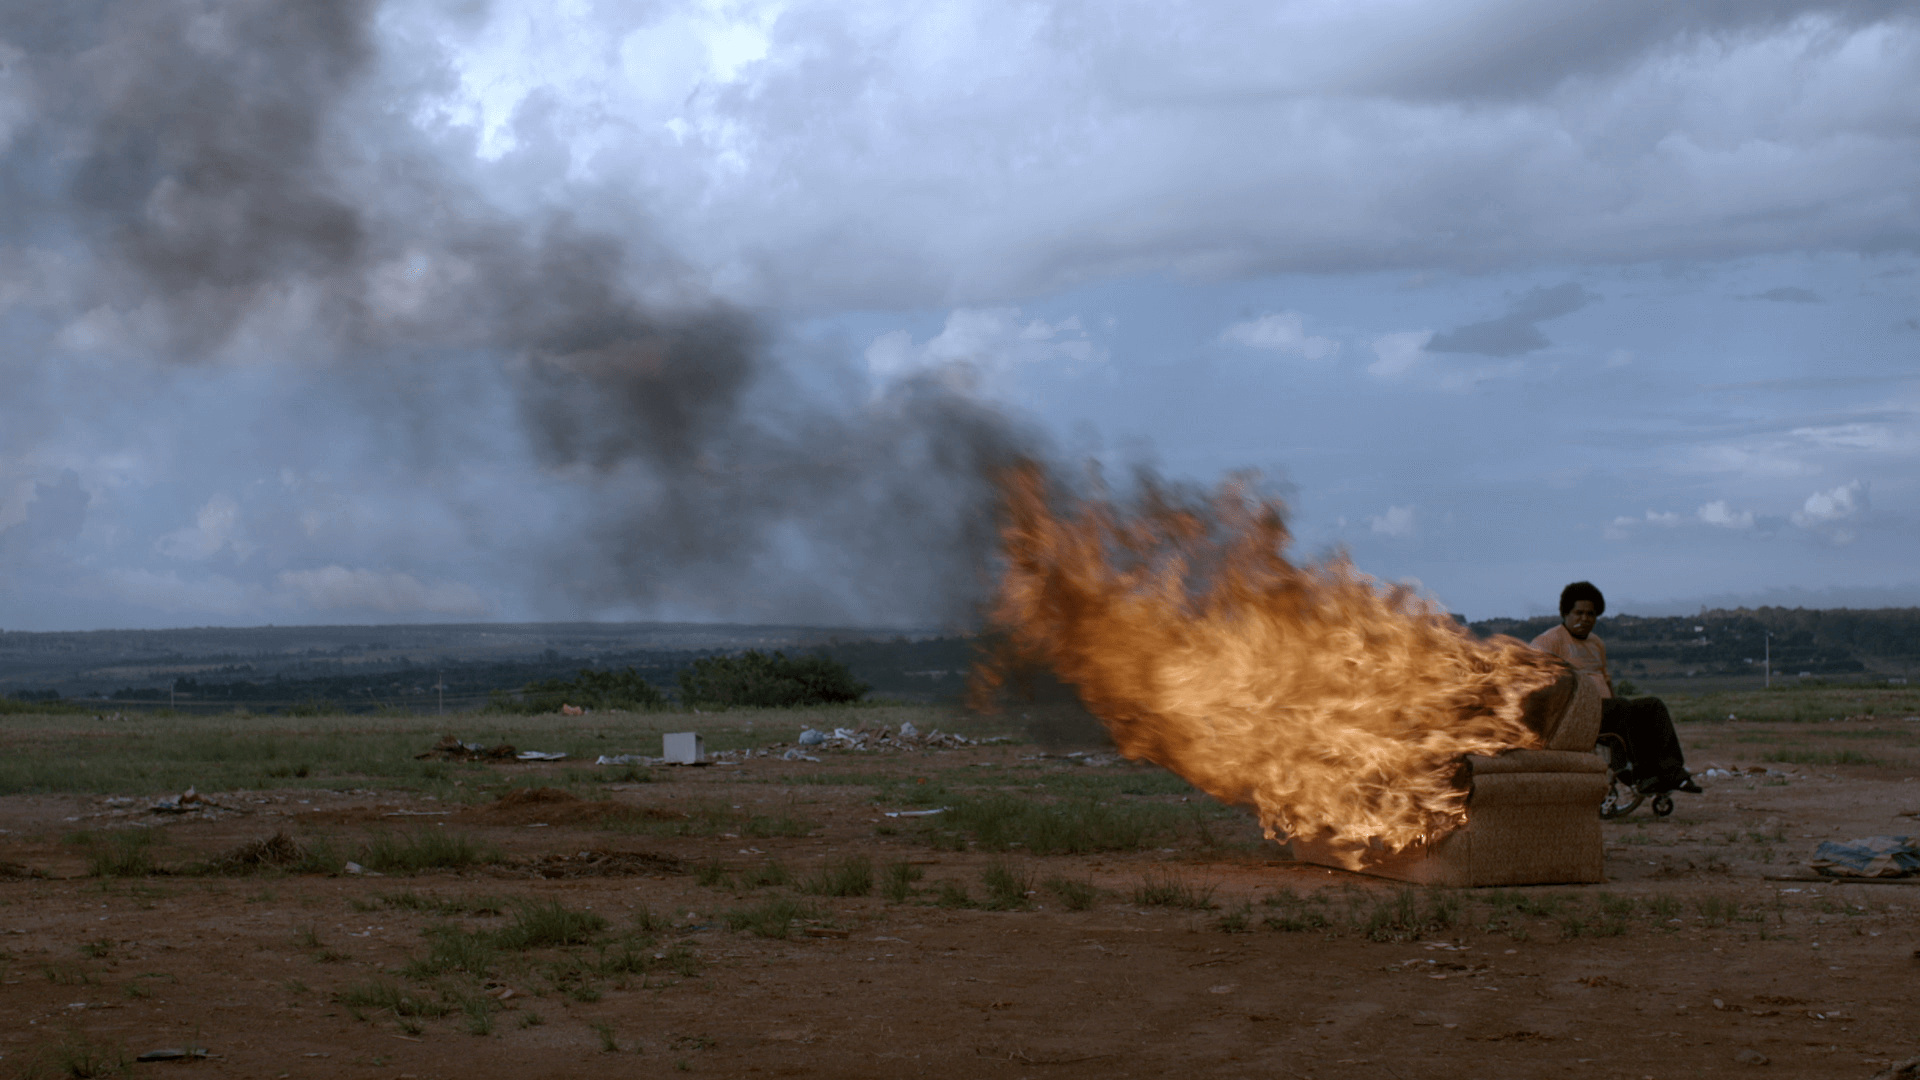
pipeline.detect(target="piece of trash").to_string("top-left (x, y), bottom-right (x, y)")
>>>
top-left (781, 748), bottom-right (821, 762)
top-left (560, 704), bottom-right (585, 716)
top-left (883, 808), bottom-right (947, 818)
top-left (415, 736), bottom-right (517, 761)
top-left (798, 728), bottom-right (826, 746)
top-left (136, 1048), bottom-right (210, 1062)
top-left (595, 754), bottom-right (648, 766)
top-left (516, 751), bottom-right (568, 761)
top-left (898, 720), bottom-right (918, 739)
top-left (151, 787), bottom-right (206, 814)
top-left (343, 861), bottom-right (365, 875)
top-left (663, 732), bottom-right (705, 765)
top-left (1808, 836), bottom-right (1919, 878)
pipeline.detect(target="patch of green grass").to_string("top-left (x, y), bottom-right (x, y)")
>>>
top-left (743, 813), bottom-right (815, 838)
top-left (739, 860), bottom-right (792, 889)
top-left (83, 831), bottom-right (157, 878)
top-left (1696, 895), bottom-right (1743, 927)
top-left (979, 861), bottom-right (1033, 911)
top-left (1213, 902), bottom-right (1253, 933)
top-left (333, 979), bottom-right (454, 1018)
top-left (401, 924), bottom-right (498, 979)
top-left (1352, 888), bottom-right (1459, 942)
top-left (694, 859), bottom-right (734, 889)
top-left (1132, 868), bottom-right (1215, 910)
top-left (358, 831), bottom-right (501, 873)
top-left (924, 794), bottom-right (1179, 855)
top-left (22, 1028), bottom-right (131, 1079)
top-left (1043, 875), bottom-right (1099, 911)
top-left (495, 899), bottom-right (607, 949)
top-left (722, 896), bottom-right (817, 939)
top-left (593, 1021), bottom-right (620, 1052)
top-left (801, 855), bottom-right (873, 898)
top-left (880, 859), bottom-right (924, 903)
top-left (934, 881), bottom-right (973, 909)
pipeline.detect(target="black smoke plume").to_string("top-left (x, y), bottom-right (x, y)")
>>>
top-left (0, 0), bottom-right (1040, 628)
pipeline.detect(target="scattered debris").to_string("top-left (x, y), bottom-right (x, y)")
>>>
top-left (781, 748), bottom-right (820, 762)
top-left (343, 861), bottom-right (366, 875)
top-left (883, 808), bottom-right (947, 818)
top-left (560, 704), bottom-right (585, 716)
top-left (150, 787), bottom-right (242, 815)
top-left (1809, 836), bottom-right (1919, 878)
top-left (515, 751), bottom-right (567, 761)
top-left (415, 736), bottom-right (517, 761)
top-left (595, 754), bottom-right (648, 766)
top-left (798, 728), bottom-right (826, 746)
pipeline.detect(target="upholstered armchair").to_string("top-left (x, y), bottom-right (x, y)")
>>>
top-left (1289, 670), bottom-right (1609, 887)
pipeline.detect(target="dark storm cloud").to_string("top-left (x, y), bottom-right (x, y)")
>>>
top-left (1426, 283), bottom-right (1594, 357)
top-left (0, 0), bottom-right (1043, 628)
top-left (1324, 0), bottom-right (1899, 100)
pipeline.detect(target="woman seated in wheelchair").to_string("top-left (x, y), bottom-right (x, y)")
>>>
top-left (1531, 581), bottom-right (1702, 796)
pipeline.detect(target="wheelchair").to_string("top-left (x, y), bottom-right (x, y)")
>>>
top-left (1596, 733), bottom-right (1674, 819)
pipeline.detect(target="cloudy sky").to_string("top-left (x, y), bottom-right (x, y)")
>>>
top-left (2, 0), bottom-right (1917, 632)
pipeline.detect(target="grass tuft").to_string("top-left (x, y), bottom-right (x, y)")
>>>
top-left (1133, 868), bottom-right (1215, 910)
top-left (801, 855), bottom-right (873, 898)
top-left (722, 896), bottom-right (817, 939)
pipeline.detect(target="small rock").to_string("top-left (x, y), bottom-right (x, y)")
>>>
top-left (1735, 1048), bottom-right (1770, 1066)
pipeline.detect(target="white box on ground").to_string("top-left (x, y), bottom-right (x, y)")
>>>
top-left (662, 732), bottom-right (704, 764)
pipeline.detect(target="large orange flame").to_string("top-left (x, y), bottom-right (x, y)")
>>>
top-left (976, 462), bottom-right (1564, 863)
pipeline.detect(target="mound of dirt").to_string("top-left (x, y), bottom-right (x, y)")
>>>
top-left (211, 830), bottom-right (306, 873)
top-left (506, 849), bottom-right (685, 879)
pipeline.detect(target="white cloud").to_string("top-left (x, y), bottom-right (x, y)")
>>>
top-left (1369, 505), bottom-right (1415, 538)
top-left (1695, 499), bottom-right (1753, 529)
top-left (275, 566), bottom-right (491, 618)
top-left (864, 307), bottom-right (1104, 399)
top-left (1365, 329), bottom-right (1525, 391)
top-left (1605, 500), bottom-right (1753, 539)
top-left (1791, 479), bottom-right (1868, 543)
top-left (1219, 312), bottom-right (1340, 360)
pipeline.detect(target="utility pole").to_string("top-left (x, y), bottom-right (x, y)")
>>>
top-left (437, 671), bottom-right (445, 717)
top-left (1764, 631), bottom-right (1772, 689)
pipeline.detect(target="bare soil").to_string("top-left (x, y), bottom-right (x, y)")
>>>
top-left (2, 725), bottom-right (1917, 1080)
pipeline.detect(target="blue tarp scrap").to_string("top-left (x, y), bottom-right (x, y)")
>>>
top-left (1808, 835), bottom-right (1920, 878)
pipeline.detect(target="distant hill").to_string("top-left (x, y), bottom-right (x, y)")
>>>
top-left (5, 606), bottom-right (1916, 712)
top-left (1471, 607), bottom-right (1920, 692)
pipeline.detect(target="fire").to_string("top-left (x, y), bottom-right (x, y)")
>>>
top-left (975, 462), bottom-right (1564, 864)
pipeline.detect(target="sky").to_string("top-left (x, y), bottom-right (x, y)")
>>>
top-left (1, 0), bottom-right (1917, 632)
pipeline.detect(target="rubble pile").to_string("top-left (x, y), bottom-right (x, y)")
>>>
top-left (416, 736), bottom-right (518, 761)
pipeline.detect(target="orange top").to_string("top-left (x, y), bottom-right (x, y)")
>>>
top-left (1530, 623), bottom-right (1612, 699)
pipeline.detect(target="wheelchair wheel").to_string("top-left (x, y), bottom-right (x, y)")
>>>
top-left (1600, 782), bottom-right (1644, 820)
top-left (1651, 793), bottom-right (1674, 817)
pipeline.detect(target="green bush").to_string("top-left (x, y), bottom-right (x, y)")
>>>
top-left (676, 650), bottom-right (869, 709)
top-left (505, 667), bottom-right (666, 713)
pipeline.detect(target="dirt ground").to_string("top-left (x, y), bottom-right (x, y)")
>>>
top-left (2, 722), bottom-right (1917, 1080)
